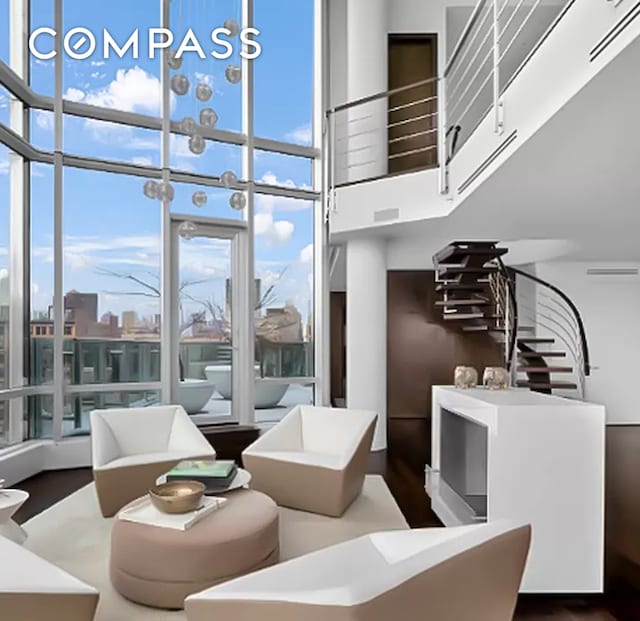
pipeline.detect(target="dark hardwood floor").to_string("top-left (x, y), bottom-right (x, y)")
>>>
top-left (9, 436), bottom-right (640, 620)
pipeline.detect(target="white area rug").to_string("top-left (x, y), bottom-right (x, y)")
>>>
top-left (23, 475), bottom-right (408, 621)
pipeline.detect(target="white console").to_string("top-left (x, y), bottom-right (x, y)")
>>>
top-left (427, 386), bottom-right (605, 593)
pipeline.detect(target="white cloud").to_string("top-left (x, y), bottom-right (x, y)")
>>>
top-left (35, 110), bottom-right (54, 130)
top-left (0, 160), bottom-right (8, 175)
top-left (256, 172), bottom-right (313, 214)
top-left (299, 244), bottom-right (313, 265)
top-left (64, 66), bottom-right (163, 115)
top-left (91, 61), bottom-right (106, 67)
top-left (0, 94), bottom-right (7, 109)
top-left (254, 212), bottom-right (295, 245)
top-left (286, 123), bottom-right (312, 146)
top-left (131, 156), bottom-right (153, 167)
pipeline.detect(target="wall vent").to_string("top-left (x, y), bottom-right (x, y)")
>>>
top-left (457, 130), bottom-right (518, 195)
top-left (373, 208), bottom-right (400, 222)
top-left (590, 0), bottom-right (640, 62)
top-left (586, 268), bottom-right (639, 276)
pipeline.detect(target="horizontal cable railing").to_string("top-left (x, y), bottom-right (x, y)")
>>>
top-left (441, 0), bottom-right (574, 191)
top-left (325, 77), bottom-right (440, 200)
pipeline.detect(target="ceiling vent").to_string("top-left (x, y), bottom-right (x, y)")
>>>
top-left (373, 208), bottom-right (400, 222)
top-left (586, 268), bottom-right (639, 276)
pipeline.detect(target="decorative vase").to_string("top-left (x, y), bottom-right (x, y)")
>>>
top-left (483, 367), bottom-right (510, 390)
top-left (454, 366), bottom-right (478, 389)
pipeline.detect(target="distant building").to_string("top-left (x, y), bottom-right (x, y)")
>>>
top-left (122, 311), bottom-right (138, 333)
top-left (257, 301), bottom-right (303, 343)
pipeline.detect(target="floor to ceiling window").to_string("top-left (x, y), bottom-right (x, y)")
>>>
top-left (0, 0), bottom-right (323, 446)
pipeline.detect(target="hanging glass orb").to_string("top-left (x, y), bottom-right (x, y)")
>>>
top-left (225, 64), bottom-right (242, 84)
top-left (188, 134), bottom-right (206, 155)
top-left (143, 179), bottom-right (159, 199)
top-left (200, 107), bottom-right (219, 128)
top-left (224, 18), bottom-right (240, 37)
top-left (220, 170), bottom-right (237, 188)
top-left (180, 116), bottom-right (197, 135)
top-left (157, 182), bottom-right (175, 202)
top-left (167, 48), bottom-right (183, 70)
top-left (229, 191), bottom-right (247, 211)
top-left (192, 191), bottom-right (208, 208)
top-left (178, 221), bottom-right (198, 240)
top-left (171, 73), bottom-right (190, 96)
top-left (195, 82), bottom-right (213, 102)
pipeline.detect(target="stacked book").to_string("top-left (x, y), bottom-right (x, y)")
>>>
top-left (167, 459), bottom-right (238, 494)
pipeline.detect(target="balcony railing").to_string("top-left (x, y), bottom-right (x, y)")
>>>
top-left (442, 0), bottom-right (575, 185)
top-left (325, 77), bottom-right (440, 211)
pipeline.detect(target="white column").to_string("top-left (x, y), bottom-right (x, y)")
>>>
top-left (346, 238), bottom-right (387, 451)
top-left (346, 0), bottom-right (388, 182)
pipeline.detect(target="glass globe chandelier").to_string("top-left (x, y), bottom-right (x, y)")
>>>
top-left (225, 65), bottom-right (242, 84)
top-left (192, 191), bottom-right (208, 208)
top-left (195, 82), bottom-right (213, 102)
top-left (143, 180), bottom-right (159, 199)
top-left (220, 170), bottom-right (237, 188)
top-left (224, 18), bottom-right (240, 37)
top-left (171, 74), bottom-right (190, 96)
top-left (178, 221), bottom-right (198, 240)
top-left (167, 48), bottom-right (183, 70)
top-left (229, 191), bottom-right (247, 210)
top-left (200, 108), bottom-right (219, 128)
top-left (188, 134), bottom-right (206, 155)
top-left (157, 182), bottom-right (175, 202)
top-left (180, 116), bottom-right (197, 135)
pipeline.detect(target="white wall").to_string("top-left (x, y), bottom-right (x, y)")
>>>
top-left (536, 262), bottom-right (640, 424)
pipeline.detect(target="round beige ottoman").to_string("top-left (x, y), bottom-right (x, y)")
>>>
top-left (110, 489), bottom-right (279, 610)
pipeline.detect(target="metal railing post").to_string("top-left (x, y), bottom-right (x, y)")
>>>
top-left (492, 0), bottom-right (504, 134)
top-left (439, 76), bottom-right (449, 195)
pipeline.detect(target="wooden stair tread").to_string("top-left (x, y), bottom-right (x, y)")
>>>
top-left (517, 366), bottom-right (573, 373)
top-left (437, 266), bottom-right (499, 274)
top-left (435, 299), bottom-right (490, 307)
top-left (435, 283), bottom-right (487, 292)
top-left (516, 381), bottom-right (578, 389)
top-left (518, 351), bottom-right (567, 358)
top-left (517, 338), bottom-right (555, 344)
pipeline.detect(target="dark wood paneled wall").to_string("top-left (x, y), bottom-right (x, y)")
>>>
top-left (330, 292), bottom-right (346, 404)
top-left (386, 271), bottom-right (503, 471)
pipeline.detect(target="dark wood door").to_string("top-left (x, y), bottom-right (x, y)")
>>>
top-left (388, 35), bottom-right (438, 174)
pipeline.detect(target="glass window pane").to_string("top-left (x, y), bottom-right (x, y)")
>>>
top-left (63, 115), bottom-right (161, 166)
top-left (254, 150), bottom-right (313, 190)
top-left (254, 383), bottom-right (314, 424)
top-left (169, 134), bottom-right (241, 179)
top-left (169, 0), bottom-right (243, 133)
top-left (0, 144), bottom-right (12, 393)
top-left (63, 168), bottom-right (161, 385)
top-left (171, 181), bottom-right (243, 219)
top-left (30, 0), bottom-right (54, 96)
top-left (62, 0), bottom-right (161, 116)
top-left (31, 108), bottom-right (55, 152)
top-left (254, 196), bottom-right (314, 379)
top-left (254, 0), bottom-right (313, 145)
top-left (0, 0), bottom-right (8, 65)
top-left (0, 85), bottom-right (9, 127)
top-left (30, 161), bottom-right (55, 385)
top-left (61, 390), bottom-right (161, 437)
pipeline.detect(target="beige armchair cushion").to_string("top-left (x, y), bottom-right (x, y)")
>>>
top-left (242, 406), bottom-right (377, 517)
top-left (91, 405), bottom-right (215, 517)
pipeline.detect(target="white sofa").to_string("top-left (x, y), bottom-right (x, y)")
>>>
top-left (90, 405), bottom-right (215, 517)
top-left (0, 535), bottom-right (99, 621)
top-left (242, 406), bottom-right (377, 516)
top-left (185, 520), bottom-right (531, 621)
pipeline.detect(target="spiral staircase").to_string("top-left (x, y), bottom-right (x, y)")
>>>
top-left (433, 241), bottom-right (590, 397)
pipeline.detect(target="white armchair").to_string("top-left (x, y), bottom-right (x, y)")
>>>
top-left (90, 405), bottom-right (215, 517)
top-left (185, 521), bottom-right (531, 621)
top-left (0, 535), bottom-right (99, 621)
top-left (242, 406), bottom-right (377, 517)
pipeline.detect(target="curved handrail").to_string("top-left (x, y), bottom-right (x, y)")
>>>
top-left (509, 266), bottom-right (590, 376)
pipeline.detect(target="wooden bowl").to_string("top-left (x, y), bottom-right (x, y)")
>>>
top-left (149, 481), bottom-right (205, 514)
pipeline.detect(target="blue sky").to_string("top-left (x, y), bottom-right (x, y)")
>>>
top-left (0, 0), bottom-right (315, 326)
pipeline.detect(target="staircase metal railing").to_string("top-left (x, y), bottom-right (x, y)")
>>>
top-left (506, 267), bottom-right (590, 398)
top-left (440, 0), bottom-right (575, 192)
top-left (489, 261), bottom-right (518, 375)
